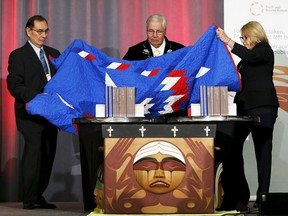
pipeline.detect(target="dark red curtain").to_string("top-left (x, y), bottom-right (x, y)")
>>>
top-left (0, 0), bottom-right (223, 201)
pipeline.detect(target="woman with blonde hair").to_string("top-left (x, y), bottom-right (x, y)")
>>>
top-left (216, 21), bottom-right (279, 211)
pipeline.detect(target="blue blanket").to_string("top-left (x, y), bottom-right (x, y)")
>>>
top-left (27, 25), bottom-right (240, 134)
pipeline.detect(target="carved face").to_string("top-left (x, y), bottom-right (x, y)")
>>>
top-left (94, 182), bottom-right (105, 209)
top-left (133, 141), bottom-right (186, 194)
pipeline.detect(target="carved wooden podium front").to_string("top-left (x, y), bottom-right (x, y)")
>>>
top-left (101, 124), bottom-right (216, 214)
top-left (73, 116), bottom-right (258, 212)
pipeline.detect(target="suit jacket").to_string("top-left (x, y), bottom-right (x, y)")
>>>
top-left (232, 42), bottom-right (279, 111)
top-left (122, 36), bottom-right (185, 60)
top-left (123, 37), bottom-right (186, 116)
top-left (7, 41), bottom-right (61, 130)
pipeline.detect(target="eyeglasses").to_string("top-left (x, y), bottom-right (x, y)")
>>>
top-left (240, 36), bottom-right (248, 41)
top-left (147, 29), bottom-right (164, 35)
top-left (30, 28), bottom-right (50, 35)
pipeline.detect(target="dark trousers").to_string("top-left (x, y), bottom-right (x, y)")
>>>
top-left (247, 106), bottom-right (277, 203)
top-left (221, 121), bottom-right (251, 207)
top-left (221, 106), bottom-right (277, 207)
top-left (18, 118), bottom-right (57, 203)
top-left (252, 126), bottom-right (273, 201)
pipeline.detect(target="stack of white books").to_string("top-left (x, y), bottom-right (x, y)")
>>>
top-left (95, 86), bottom-right (144, 117)
top-left (190, 85), bottom-right (236, 116)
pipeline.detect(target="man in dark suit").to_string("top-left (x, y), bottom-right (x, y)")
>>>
top-left (123, 14), bottom-right (186, 117)
top-left (7, 15), bottom-right (61, 209)
top-left (123, 14), bottom-right (185, 60)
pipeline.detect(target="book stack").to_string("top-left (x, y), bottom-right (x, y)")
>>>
top-left (105, 86), bottom-right (136, 117)
top-left (199, 85), bottom-right (229, 116)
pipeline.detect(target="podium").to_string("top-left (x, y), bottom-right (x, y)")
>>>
top-left (102, 123), bottom-right (216, 214)
top-left (73, 116), bottom-right (258, 212)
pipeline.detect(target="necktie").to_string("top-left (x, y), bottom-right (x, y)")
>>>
top-left (40, 49), bottom-right (49, 74)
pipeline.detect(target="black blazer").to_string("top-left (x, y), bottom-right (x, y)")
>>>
top-left (232, 42), bottom-right (279, 111)
top-left (122, 37), bottom-right (186, 116)
top-left (123, 36), bottom-right (185, 60)
top-left (7, 41), bottom-right (61, 128)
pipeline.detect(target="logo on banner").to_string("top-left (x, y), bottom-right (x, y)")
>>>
top-left (250, 2), bottom-right (264, 16)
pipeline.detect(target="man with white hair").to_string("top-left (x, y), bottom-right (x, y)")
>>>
top-left (123, 14), bottom-right (185, 60)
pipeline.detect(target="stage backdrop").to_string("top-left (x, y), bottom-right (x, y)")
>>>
top-left (224, 0), bottom-right (288, 200)
top-left (0, 0), bottom-right (224, 202)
